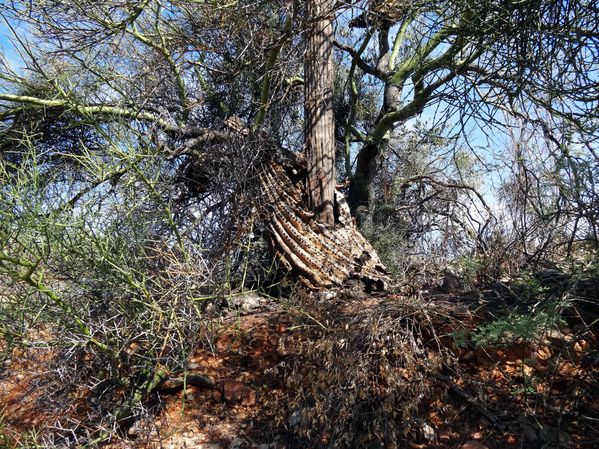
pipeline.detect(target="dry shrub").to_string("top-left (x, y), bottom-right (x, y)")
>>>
top-left (283, 296), bottom-right (446, 448)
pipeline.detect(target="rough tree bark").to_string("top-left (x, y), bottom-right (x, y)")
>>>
top-left (258, 156), bottom-right (389, 290)
top-left (348, 141), bottom-right (382, 225)
top-left (304, 0), bottom-right (335, 227)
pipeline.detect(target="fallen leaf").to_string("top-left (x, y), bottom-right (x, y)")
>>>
top-left (573, 339), bottom-right (590, 354)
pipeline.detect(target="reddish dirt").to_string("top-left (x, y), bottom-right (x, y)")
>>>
top-left (1, 291), bottom-right (597, 449)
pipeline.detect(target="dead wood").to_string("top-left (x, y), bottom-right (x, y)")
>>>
top-left (258, 157), bottom-right (389, 290)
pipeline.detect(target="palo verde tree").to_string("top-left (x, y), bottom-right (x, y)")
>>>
top-left (337, 0), bottom-right (598, 221)
top-left (0, 0), bottom-right (597, 271)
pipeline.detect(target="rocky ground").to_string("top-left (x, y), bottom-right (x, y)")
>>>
top-left (1, 277), bottom-right (598, 449)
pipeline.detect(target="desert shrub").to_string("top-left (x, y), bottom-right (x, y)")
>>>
top-left (472, 299), bottom-right (566, 347)
top-left (511, 277), bottom-right (549, 301)
top-left (453, 255), bottom-right (485, 288)
top-left (361, 222), bottom-right (444, 286)
top-left (0, 135), bottom-right (269, 444)
top-left (360, 223), bottom-right (410, 279)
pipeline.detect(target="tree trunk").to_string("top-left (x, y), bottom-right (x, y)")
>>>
top-left (348, 141), bottom-right (382, 225)
top-left (305, 0), bottom-right (335, 227)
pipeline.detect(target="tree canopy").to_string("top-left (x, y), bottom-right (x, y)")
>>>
top-left (0, 0), bottom-right (596, 223)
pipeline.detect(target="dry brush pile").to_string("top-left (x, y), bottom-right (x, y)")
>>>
top-left (278, 294), bottom-right (449, 448)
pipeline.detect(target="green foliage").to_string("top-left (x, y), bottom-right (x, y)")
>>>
top-left (451, 328), bottom-right (469, 349)
top-left (511, 373), bottom-right (539, 396)
top-left (0, 133), bottom-right (214, 440)
top-left (0, 410), bottom-right (9, 449)
top-left (360, 222), bottom-right (408, 279)
top-left (511, 277), bottom-right (548, 301)
top-left (454, 255), bottom-right (485, 287)
top-left (0, 113), bottom-right (279, 443)
top-left (0, 408), bottom-right (45, 449)
top-left (472, 301), bottom-right (565, 347)
top-left (452, 252), bottom-right (511, 288)
top-left (0, 0), bottom-right (596, 444)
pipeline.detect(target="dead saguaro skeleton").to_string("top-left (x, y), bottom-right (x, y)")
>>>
top-left (258, 156), bottom-right (388, 290)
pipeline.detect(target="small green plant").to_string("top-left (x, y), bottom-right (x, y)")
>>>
top-left (0, 412), bottom-right (46, 449)
top-left (511, 277), bottom-right (548, 302)
top-left (360, 222), bottom-right (409, 279)
top-left (451, 329), bottom-right (469, 349)
top-left (0, 408), bottom-right (10, 449)
top-left (455, 255), bottom-right (484, 286)
top-left (511, 372), bottom-right (539, 396)
top-left (472, 301), bottom-right (565, 347)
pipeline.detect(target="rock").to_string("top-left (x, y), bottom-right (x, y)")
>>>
top-left (452, 305), bottom-right (470, 318)
top-left (322, 290), bottom-right (337, 300)
top-left (185, 388), bottom-right (195, 401)
top-left (160, 374), bottom-right (214, 392)
top-left (127, 420), bottom-right (143, 438)
top-left (421, 422), bottom-right (436, 440)
top-left (534, 269), bottom-right (569, 285)
top-left (344, 279), bottom-right (367, 299)
top-left (288, 410), bottom-right (302, 428)
top-left (227, 293), bottom-right (263, 312)
top-left (461, 441), bottom-right (488, 449)
top-left (186, 374), bottom-right (215, 388)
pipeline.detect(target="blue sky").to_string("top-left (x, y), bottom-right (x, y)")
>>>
top-left (0, 21), bottom-right (22, 72)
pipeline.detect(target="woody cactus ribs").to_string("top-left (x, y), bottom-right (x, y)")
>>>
top-left (259, 157), bottom-right (388, 290)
